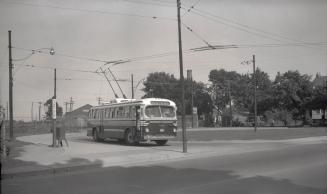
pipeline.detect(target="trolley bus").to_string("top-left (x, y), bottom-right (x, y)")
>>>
top-left (87, 98), bottom-right (178, 145)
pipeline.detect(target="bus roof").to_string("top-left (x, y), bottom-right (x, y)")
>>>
top-left (91, 98), bottom-right (176, 109)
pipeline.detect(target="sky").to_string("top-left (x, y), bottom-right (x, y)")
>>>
top-left (0, 0), bottom-right (327, 121)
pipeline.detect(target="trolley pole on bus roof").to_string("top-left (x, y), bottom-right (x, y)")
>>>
top-left (177, 0), bottom-right (187, 153)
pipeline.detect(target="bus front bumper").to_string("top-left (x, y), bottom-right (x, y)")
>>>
top-left (143, 135), bottom-right (176, 141)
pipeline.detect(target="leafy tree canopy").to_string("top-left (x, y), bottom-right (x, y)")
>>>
top-left (44, 98), bottom-right (63, 119)
top-left (142, 72), bottom-right (213, 115)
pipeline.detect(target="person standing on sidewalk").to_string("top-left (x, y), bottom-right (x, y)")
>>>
top-left (57, 117), bottom-right (69, 147)
top-left (0, 109), bottom-right (7, 157)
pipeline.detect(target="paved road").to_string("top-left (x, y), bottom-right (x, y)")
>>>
top-left (2, 139), bottom-right (326, 194)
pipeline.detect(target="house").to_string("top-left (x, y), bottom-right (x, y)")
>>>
top-left (63, 104), bottom-right (92, 130)
top-left (313, 73), bottom-right (327, 88)
top-left (311, 73), bottom-right (327, 125)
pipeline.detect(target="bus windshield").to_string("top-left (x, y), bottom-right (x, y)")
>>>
top-left (145, 106), bottom-right (175, 118)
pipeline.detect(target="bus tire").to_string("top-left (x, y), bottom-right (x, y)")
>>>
top-left (155, 140), bottom-right (168, 146)
top-left (93, 128), bottom-right (103, 142)
top-left (124, 128), bottom-right (135, 145)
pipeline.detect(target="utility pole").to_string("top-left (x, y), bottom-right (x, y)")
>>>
top-left (69, 97), bottom-right (74, 111)
top-left (31, 102), bottom-right (34, 121)
top-left (8, 30), bottom-right (14, 140)
top-left (52, 68), bottom-right (57, 147)
top-left (38, 102), bottom-right (42, 121)
top-left (187, 70), bottom-right (194, 128)
top-left (253, 55), bottom-right (257, 132)
top-left (131, 74), bottom-right (134, 99)
top-left (64, 102), bottom-right (69, 114)
top-left (6, 102), bottom-right (9, 121)
top-left (228, 80), bottom-right (232, 127)
top-left (177, 0), bottom-right (187, 153)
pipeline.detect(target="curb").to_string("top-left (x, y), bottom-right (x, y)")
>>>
top-left (184, 127), bottom-right (289, 131)
top-left (1, 162), bottom-right (102, 180)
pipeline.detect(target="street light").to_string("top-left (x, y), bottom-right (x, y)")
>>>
top-left (13, 47), bottom-right (55, 61)
top-left (9, 43), bottom-right (55, 140)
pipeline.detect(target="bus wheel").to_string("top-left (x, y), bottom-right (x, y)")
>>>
top-left (124, 129), bottom-right (135, 145)
top-left (155, 140), bottom-right (168, 146)
top-left (93, 128), bottom-right (103, 142)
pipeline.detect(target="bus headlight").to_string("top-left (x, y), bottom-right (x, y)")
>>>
top-left (173, 128), bottom-right (177, 133)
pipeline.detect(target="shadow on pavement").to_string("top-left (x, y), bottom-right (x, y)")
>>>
top-left (70, 135), bottom-right (176, 148)
top-left (1, 140), bottom-right (104, 179)
top-left (2, 165), bottom-right (327, 194)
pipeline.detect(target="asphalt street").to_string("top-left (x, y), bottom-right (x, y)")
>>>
top-left (2, 138), bottom-right (327, 194)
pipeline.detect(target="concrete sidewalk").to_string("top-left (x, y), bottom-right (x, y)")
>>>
top-left (1, 132), bottom-right (218, 179)
top-left (2, 132), bottom-right (327, 179)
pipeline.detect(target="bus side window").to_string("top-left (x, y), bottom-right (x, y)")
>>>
top-left (105, 108), bottom-right (110, 118)
top-left (131, 106), bottom-right (136, 119)
top-left (124, 106), bottom-right (130, 118)
top-left (98, 109), bottom-right (101, 119)
top-left (112, 108), bottom-right (116, 119)
top-left (117, 107), bottom-right (123, 118)
top-left (101, 109), bottom-right (104, 119)
top-left (107, 108), bottom-right (111, 118)
top-left (93, 110), bottom-right (97, 119)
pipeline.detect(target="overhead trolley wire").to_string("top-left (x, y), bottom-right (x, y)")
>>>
top-left (182, 0), bottom-right (201, 17)
top-left (13, 63), bottom-right (98, 73)
top-left (189, 9), bottom-right (290, 44)
top-left (121, 0), bottom-right (176, 8)
top-left (189, 8), bottom-right (327, 53)
top-left (192, 42), bottom-right (327, 51)
top-left (2, 1), bottom-right (176, 21)
top-left (192, 8), bottom-right (327, 49)
top-left (182, 22), bottom-right (213, 48)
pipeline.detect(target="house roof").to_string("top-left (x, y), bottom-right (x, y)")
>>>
top-left (64, 104), bottom-right (92, 118)
top-left (313, 74), bottom-right (327, 87)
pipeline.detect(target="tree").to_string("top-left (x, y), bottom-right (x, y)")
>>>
top-left (310, 85), bottom-right (327, 111)
top-left (272, 70), bottom-right (313, 122)
top-left (208, 68), bottom-right (273, 115)
top-left (190, 81), bottom-right (213, 116)
top-left (306, 85), bottom-right (327, 124)
top-left (142, 71), bottom-right (213, 116)
top-left (209, 69), bottom-right (241, 112)
top-left (248, 68), bottom-right (274, 115)
top-left (44, 98), bottom-right (63, 119)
